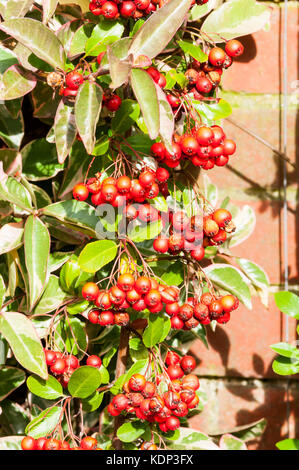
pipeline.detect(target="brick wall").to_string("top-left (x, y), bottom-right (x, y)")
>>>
top-left (191, 2), bottom-right (299, 450)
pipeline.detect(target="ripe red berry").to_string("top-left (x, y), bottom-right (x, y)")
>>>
top-left (209, 300), bottom-right (224, 319)
top-left (151, 142), bottom-right (165, 159)
top-left (44, 349), bottom-right (57, 366)
top-left (139, 170), bottom-right (156, 188)
top-left (180, 355), bottom-right (196, 374)
top-left (155, 167), bottom-right (169, 182)
top-left (50, 358), bottom-right (66, 375)
top-left (195, 126), bottom-right (214, 146)
top-left (129, 374), bottom-right (146, 392)
top-left (82, 282), bottom-right (100, 301)
top-left (220, 294), bottom-right (236, 312)
top-left (21, 436), bottom-right (36, 450)
top-left (80, 436), bottom-right (98, 450)
top-left (106, 94), bottom-right (122, 111)
top-left (98, 310), bottom-right (115, 326)
top-left (167, 364), bottom-right (184, 380)
top-left (86, 355), bottom-right (102, 368)
top-left (116, 176), bottom-right (132, 194)
top-left (208, 47), bottom-right (226, 66)
top-left (73, 183), bottom-right (89, 201)
top-left (225, 39), bottom-right (244, 57)
top-left (65, 71), bottom-right (84, 90)
top-left (193, 303), bottom-right (209, 321)
top-left (44, 438), bottom-right (61, 450)
top-left (117, 273), bottom-right (135, 292)
top-left (170, 316), bottom-right (184, 330)
top-left (120, 1), bottom-right (136, 17)
top-left (182, 374), bottom-right (200, 391)
top-left (107, 402), bottom-right (121, 416)
top-left (190, 246), bottom-right (205, 261)
top-left (35, 437), bottom-right (47, 450)
top-left (65, 355), bottom-right (80, 370)
top-left (212, 209), bottom-right (232, 228)
top-left (135, 276), bottom-right (151, 295)
top-left (102, 1), bottom-right (119, 18)
top-left (112, 394), bottom-right (129, 411)
top-left (196, 76), bottom-right (213, 94)
top-left (153, 236), bottom-right (169, 253)
top-left (165, 416), bottom-right (180, 431)
top-left (95, 290), bottom-right (113, 309)
top-left (165, 350), bottom-right (180, 366)
top-left (178, 304), bottom-right (194, 321)
top-left (100, 183), bottom-right (117, 203)
top-left (222, 138), bottom-right (236, 155)
top-left (166, 94), bottom-right (180, 109)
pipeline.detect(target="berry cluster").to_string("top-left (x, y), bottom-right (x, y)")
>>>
top-left (60, 71), bottom-right (84, 98)
top-left (44, 349), bottom-right (102, 387)
top-left (151, 125), bottom-right (236, 169)
top-left (153, 208), bottom-right (235, 259)
top-left (167, 291), bottom-right (239, 330)
top-left (107, 371), bottom-right (200, 433)
top-left (73, 167), bottom-right (169, 216)
top-left (186, 40), bottom-right (244, 99)
top-left (21, 435), bottom-right (101, 451)
top-left (83, 275), bottom-right (180, 317)
top-left (89, 0), bottom-right (157, 19)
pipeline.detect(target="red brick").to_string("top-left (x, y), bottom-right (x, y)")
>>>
top-left (190, 379), bottom-right (299, 450)
top-left (189, 296), bottom-right (298, 379)
top-left (222, 2), bottom-right (299, 94)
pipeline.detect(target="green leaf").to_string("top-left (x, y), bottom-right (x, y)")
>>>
top-left (189, 0), bottom-right (217, 21)
top-left (0, 401), bottom-right (29, 436)
top-left (143, 314), bottom-right (171, 348)
top-left (178, 40), bottom-right (208, 62)
top-left (78, 240), bottom-right (118, 273)
top-left (219, 434), bottom-right (247, 450)
top-left (27, 375), bottom-right (64, 400)
top-left (0, 222), bottom-right (24, 255)
top-left (21, 138), bottom-right (63, 181)
top-left (201, 0), bottom-right (271, 42)
top-left (128, 219), bottom-right (163, 243)
top-left (117, 421), bottom-right (148, 443)
top-left (69, 23), bottom-right (94, 58)
top-left (128, 0), bottom-right (192, 60)
top-left (191, 98), bottom-right (232, 123)
top-left (274, 291), bottom-right (299, 320)
top-left (107, 38), bottom-right (133, 89)
top-left (0, 276), bottom-right (5, 309)
top-left (155, 83), bottom-right (174, 153)
top-left (130, 68), bottom-right (159, 140)
top-left (41, 200), bottom-right (99, 237)
top-left (204, 264), bottom-right (252, 309)
top-left (25, 406), bottom-right (61, 438)
top-left (32, 275), bottom-right (70, 316)
top-left (2, 0), bottom-right (34, 20)
top-left (54, 100), bottom-right (77, 164)
top-left (111, 99), bottom-right (140, 134)
top-left (161, 261), bottom-right (184, 286)
top-left (0, 312), bottom-right (48, 379)
top-left (0, 436), bottom-right (23, 450)
top-left (0, 175), bottom-right (32, 211)
top-left (0, 19), bottom-right (66, 70)
top-left (75, 81), bottom-right (103, 154)
top-left (0, 102), bottom-right (24, 149)
top-left (120, 133), bottom-right (152, 157)
top-left (0, 367), bottom-right (26, 401)
top-left (24, 216), bottom-right (50, 311)
top-left (82, 391), bottom-right (103, 412)
top-left (270, 342), bottom-right (299, 359)
top-left (54, 317), bottom-right (87, 357)
top-left (276, 438), bottom-right (299, 450)
top-left (272, 356), bottom-right (299, 376)
top-left (85, 18), bottom-right (124, 56)
top-left (43, 0), bottom-right (59, 24)
top-left (167, 427), bottom-right (218, 450)
top-left (68, 365), bottom-right (102, 398)
top-left (237, 258), bottom-right (269, 289)
top-left (0, 65), bottom-right (36, 100)
top-left (67, 299), bottom-right (90, 315)
top-left (228, 205), bottom-right (256, 248)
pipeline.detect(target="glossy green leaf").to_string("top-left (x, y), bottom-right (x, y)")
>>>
top-left (219, 434), bottom-right (247, 450)
top-left (117, 421), bottom-right (148, 443)
top-left (204, 264), bottom-right (252, 309)
top-left (276, 438), bottom-right (299, 450)
top-left (54, 99), bottom-right (76, 164)
top-left (1, 0), bottom-right (34, 20)
top-left (75, 81), bottom-right (103, 154)
top-left (0, 65), bottom-right (36, 100)
top-left (228, 205), bottom-right (256, 248)
top-left (130, 68), bottom-right (159, 140)
top-left (272, 356), bottom-right (299, 376)
top-left (0, 312), bottom-right (48, 379)
top-left (128, 219), bottom-right (163, 243)
top-left (155, 83), bottom-right (174, 153)
top-left (189, 0), bottom-right (217, 21)
top-left (178, 40), bottom-right (208, 62)
top-left (27, 374), bottom-right (64, 400)
top-left (0, 367), bottom-right (26, 401)
top-left (107, 38), bottom-right (133, 89)
top-left (0, 222), bottom-right (24, 255)
top-left (32, 275), bottom-right (70, 316)
top-left (85, 19), bottom-right (124, 56)
top-left (143, 314), bottom-right (171, 348)
top-left (21, 138), bottom-right (63, 181)
top-left (270, 342), bottom-right (299, 359)
top-left (54, 317), bottom-right (87, 357)
top-left (25, 406), bottom-right (61, 438)
top-left (82, 391), bottom-right (103, 412)
top-left (68, 365), bottom-right (102, 398)
top-left (0, 19), bottom-right (66, 70)
top-left (111, 99), bottom-right (140, 134)
top-left (167, 427), bottom-right (219, 450)
top-left (0, 175), bottom-right (32, 211)
top-left (0, 45), bottom-right (18, 74)
top-left (43, 0), bottom-right (59, 24)
top-left (0, 103), bottom-right (24, 149)
top-left (128, 0), bottom-right (192, 60)
top-left (24, 216), bottom-right (50, 311)
top-left (0, 276), bottom-right (5, 309)
top-left (201, 0), bottom-right (271, 42)
top-left (78, 240), bottom-right (118, 273)
top-left (274, 291), bottom-right (299, 320)
top-left (0, 401), bottom-right (29, 436)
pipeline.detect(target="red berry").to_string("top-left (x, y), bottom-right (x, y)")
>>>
top-left (196, 76), bottom-right (213, 94)
top-left (195, 126), bottom-right (214, 146)
top-left (65, 71), bottom-right (84, 90)
top-left (167, 364), bottom-right (184, 380)
top-left (166, 94), bottom-right (180, 109)
top-left (153, 236), bottom-right (169, 253)
top-left (116, 176), bottom-right (132, 194)
top-left (65, 355), bottom-right (80, 370)
top-left (151, 142), bottom-right (165, 159)
top-left (120, 1), bottom-right (136, 17)
top-left (165, 350), bottom-right (180, 366)
top-left (212, 209), bottom-right (232, 228)
top-left (170, 316), bottom-right (184, 330)
top-left (106, 95), bottom-right (122, 111)
top-left (117, 273), bottom-right (135, 292)
top-left (35, 437), bottom-right (47, 450)
top-left (225, 39), bottom-right (244, 57)
top-left (50, 358), bottom-right (66, 375)
top-left (100, 183), bottom-right (117, 203)
top-left (82, 282), bottom-right (100, 301)
top-left (180, 355), bottom-right (196, 374)
top-left (165, 416), bottom-right (180, 431)
top-left (208, 47), bottom-right (226, 67)
top-left (139, 170), bottom-right (156, 188)
top-left (80, 436), bottom-right (98, 450)
top-left (98, 310), bottom-right (115, 326)
top-left (86, 355), bottom-right (102, 368)
top-left (155, 167), bottom-right (169, 182)
top-left (44, 438), bottom-right (61, 450)
top-left (129, 374), bottom-right (146, 392)
top-left (102, 1), bottom-right (119, 18)
top-left (73, 183), bottom-right (89, 201)
top-left (44, 349), bottom-right (57, 366)
top-left (21, 436), bottom-right (36, 450)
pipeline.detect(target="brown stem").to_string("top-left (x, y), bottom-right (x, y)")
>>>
top-left (112, 326), bottom-right (130, 450)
